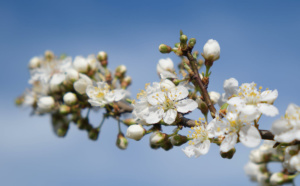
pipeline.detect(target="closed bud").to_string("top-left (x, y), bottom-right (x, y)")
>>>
top-left (123, 118), bottom-right (136, 125)
top-left (202, 39), bottom-right (220, 61)
top-left (37, 96), bottom-right (55, 113)
top-left (28, 57), bottom-right (41, 69)
top-left (150, 131), bottom-right (168, 145)
top-left (45, 50), bottom-right (54, 61)
top-left (63, 92), bottom-right (77, 106)
top-left (196, 96), bottom-right (208, 115)
top-left (220, 148), bottom-right (236, 159)
top-left (161, 139), bottom-right (173, 151)
top-left (57, 127), bottom-right (68, 137)
top-left (156, 58), bottom-right (175, 75)
top-left (159, 44), bottom-right (172, 53)
top-left (116, 133), bottom-right (128, 150)
top-left (88, 128), bottom-right (100, 141)
top-left (77, 118), bottom-right (90, 130)
top-left (270, 173), bottom-right (284, 185)
top-left (180, 35), bottom-right (188, 44)
top-left (170, 134), bottom-right (188, 146)
top-left (126, 124), bottom-right (146, 141)
top-left (115, 65), bottom-right (127, 78)
top-left (209, 91), bottom-right (220, 105)
top-left (188, 38), bottom-right (196, 48)
top-left (66, 69), bottom-right (79, 82)
top-left (59, 104), bottom-right (71, 114)
top-left (121, 76), bottom-right (132, 88)
top-left (97, 51), bottom-right (108, 61)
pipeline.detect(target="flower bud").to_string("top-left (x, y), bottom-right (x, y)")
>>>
top-left (209, 91), bottom-right (220, 105)
top-left (57, 126), bottom-right (68, 137)
top-left (28, 57), bottom-right (41, 69)
top-left (180, 35), bottom-right (188, 43)
top-left (270, 173), bottom-right (284, 185)
top-left (161, 139), bottom-right (173, 151)
top-left (37, 96), bottom-right (55, 112)
top-left (249, 149), bottom-right (265, 163)
top-left (156, 58), bottom-right (175, 75)
top-left (170, 134), bottom-right (188, 146)
top-left (116, 133), bottom-right (128, 150)
top-left (188, 38), bottom-right (196, 48)
top-left (77, 118), bottom-right (90, 130)
top-left (150, 131), bottom-right (168, 145)
top-left (126, 124), bottom-right (146, 141)
top-left (202, 39), bottom-right (220, 61)
top-left (73, 56), bottom-right (89, 73)
top-left (121, 76), bottom-right (132, 89)
top-left (220, 148), bottom-right (236, 159)
top-left (115, 65), bottom-right (127, 78)
top-left (88, 128), bottom-right (100, 141)
top-left (122, 118), bottom-right (136, 125)
top-left (159, 44), bottom-right (172, 53)
top-left (63, 92), bottom-right (77, 106)
top-left (45, 50), bottom-right (54, 61)
top-left (97, 51), bottom-right (108, 62)
top-left (196, 96), bottom-right (208, 115)
top-left (66, 69), bottom-right (79, 82)
top-left (59, 104), bottom-right (71, 114)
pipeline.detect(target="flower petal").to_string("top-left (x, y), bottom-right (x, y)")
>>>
top-left (194, 140), bottom-right (211, 157)
top-left (271, 118), bottom-right (290, 135)
top-left (220, 133), bottom-right (237, 153)
top-left (163, 109), bottom-right (177, 125)
top-left (145, 107), bottom-right (164, 124)
top-left (258, 103), bottom-right (279, 117)
top-left (182, 146), bottom-right (195, 158)
top-left (176, 99), bottom-right (198, 113)
top-left (147, 92), bottom-right (166, 106)
top-left (239, 125), bottom-right (261, 148)
top-left (169, 86), bottom-right (188, 101)
top-left (260, 89), bottom-right (278, 103)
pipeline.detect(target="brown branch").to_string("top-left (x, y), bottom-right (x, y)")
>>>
top-left (182, 50), bottom-right (217, 118)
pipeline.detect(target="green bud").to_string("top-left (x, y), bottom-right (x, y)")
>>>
top-left (116, 133), bottom-right (128, 150)
top-left (122, 118), bottom-right (136, 125)
top-left (88, 128), bottom-right (100, 141)
top-left (159, 44), bottom-right (172, 53)
top-left (161, 139), bottom-right (173, 151)
top-left (97, 51), bottom-right (108, 61)
top-left (170, 134), bottom-right (188, 146)
top-left (220, 148), bottom-right (236, 159)
top-left (188, 38), bottom-right (196, 48)
top-left (180, 35), bottom-right (188, 44)
top-left (59, 104), bottom-right (71, 115)
top-left (45, 50), bottom-right (54, 61)
top-left (57, 127), bottom-right (68, 137)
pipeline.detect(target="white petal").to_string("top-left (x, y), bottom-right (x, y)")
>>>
top-left (145, 107), bottom-right (164, 124)
top-left (286, 103), bottom-right (299, 116)
top-left (182, 146), bottom-right (195, 158)
top-left (241, 105), bottom-right (258, 116)
top-left (176, 99), bottom-right (198, 113)
top-left (147, 92), bottom-right (166, 106)
top-left (113, 89), bottom-right (127, 101)
top-left (163, 109), bottom-right (177, 125)
top-left (260, 89), bottom-right (278, 103)
top-left (275, 130), bottom-right (297, 143)
top-left (227, 97), bottom-right (244, 106)
top-left (88, 99), bottom-right (106, 107)
top-left (194, 140), bottom-right (211, 157)
top-left (258, 104), bottom-right (279, 117)
top-left (160, 79), bottom-right (175, 90)
top-left (271, 119), bottom-right (290, 135)
top-left (223, 78), bottom-right (239, 96)
top-left (169, 86), bottom-right (188, 101)
top-left (220, 133), bottom-right (237, 153)
top-left (239, 125), bottom-right (261, 148)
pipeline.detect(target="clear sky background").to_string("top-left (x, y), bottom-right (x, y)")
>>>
top-left (1, 0), bottom-right (300, 185)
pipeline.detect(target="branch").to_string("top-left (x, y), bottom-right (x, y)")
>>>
top-left (183, 50), bottom-right (217, 118)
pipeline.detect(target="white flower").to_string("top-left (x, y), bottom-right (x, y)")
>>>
top-left (182, 122), bottom-right (212, 158)
top-left (37, 96), bottom-right (55, 113)
top-left (74, 74), bottom-right (93, 94)
top-left (63, 92), bottom-right (77, 106)
top-left (126, 124), bottom-right (146, 141)
top-left (290, 151), bottom-right (300, 172)
top-left (227, 82), bottom-right (279, 117)
top-left (145, 85), bottom-right (198, 125)
top-left (218, 78), bottom-right (239, 107)
top-left (28, 57), bottom-right (41, 69)
top-left (244, 162), bottom-right (268, 184)
top-left (86, 82), bottom-right (127, 107)
top-left (209, 111), bottom-right (261, 152)
top-left (156, 58), bottom-right (175, 77)
top-left (209, 91), bottom-right (220, 105)
top-left (202, 39), bottom-right (220, 61)
top-left (73, 56), bottom-right (89, 73)
top-left (271, 103), bottom-right (300, 143)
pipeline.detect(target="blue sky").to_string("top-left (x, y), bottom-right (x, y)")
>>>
top-left (1, 0), bottom-right (300, 185)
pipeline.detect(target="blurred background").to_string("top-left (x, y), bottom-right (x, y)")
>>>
top-left (1, 0), bottom-right (300, 185)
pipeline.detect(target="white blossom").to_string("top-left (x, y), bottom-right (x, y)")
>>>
top-left (209, 91), bottom-right (220, 105)
top-left (271, 103), bottom-right (300, 143)
top-left (86, 82), bottom-right (127, 107)
top-left (73, 56), bottom-right (89, 73)
top-left (145, 85), bottom-right (197, 125)
top-left (74, 74), bottom-right (93, 94)
top-left (202, 39), bottom-right (220, 61)
top-left (244, 162), bottom-right (268, 184)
